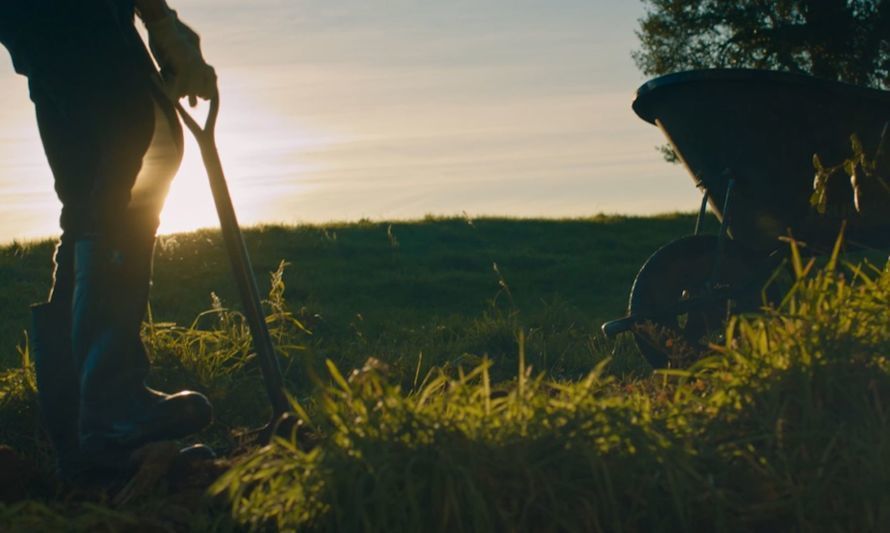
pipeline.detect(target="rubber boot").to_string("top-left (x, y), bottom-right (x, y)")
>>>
top-left (72, 234), bottom-right (212, 462)
top-left (30, 240), bottom-right (88, 480)
top-left (30, 301), bottom-right (84, 479)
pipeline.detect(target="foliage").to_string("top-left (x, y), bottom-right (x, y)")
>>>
top-left (214, 355), bottom-right (693, 532)
top-left (0, 338), bottom-right (37, 454)
top-left (215, 245), bottom-right (890, 532)
top-left (634, 0), bottom-right (890, 88)
top-left (2, 216), bottom-right (707, 375)
top-left (812, 126), bottom-right (890, 216)
top-left (1, 220), bottom-right (888, 531)
top-left (143, 260), bottom-right (312, 436)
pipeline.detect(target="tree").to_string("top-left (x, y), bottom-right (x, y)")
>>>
top-left (633, 0), bottom-right (890, 89)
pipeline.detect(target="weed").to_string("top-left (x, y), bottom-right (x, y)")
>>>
top-left (213, 246), bottom-right (890, 532)
top-left (1, 218), bottom-right (886, 531)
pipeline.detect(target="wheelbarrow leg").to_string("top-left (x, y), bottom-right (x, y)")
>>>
top-left (708, 173), bottom-right (736, 289)
top-left (693, 190), bottom-right (709, 236)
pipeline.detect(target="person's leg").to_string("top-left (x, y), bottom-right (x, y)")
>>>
top-left (30, 238), bottom-right (80, 478)
top-left (29, 19), bottom-right (144, 449)
top-left (20, 1), bottom-right (210, 478)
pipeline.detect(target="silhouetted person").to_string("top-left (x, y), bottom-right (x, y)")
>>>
top-left (0, 0), bottom-right (217, 483)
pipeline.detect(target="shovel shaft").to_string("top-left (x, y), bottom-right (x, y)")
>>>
top-left (174, 94), bottom-right (290, 417)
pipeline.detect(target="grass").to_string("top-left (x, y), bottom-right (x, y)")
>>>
top-left (0, 214), bottom-right (713, 378)
top-left (1, 215), bottom-right (888, 531)
top-left (212, 237), bottom-right (890, 532)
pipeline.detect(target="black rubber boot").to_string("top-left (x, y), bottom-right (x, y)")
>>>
top-left (31, 238), bottom-right (215, 484)
top-left (30, 240), bottom-right (90, 481)
top-left (30, 301), bottom-right (84, 479)
top-left (71, 235), bottom-right (212, 460)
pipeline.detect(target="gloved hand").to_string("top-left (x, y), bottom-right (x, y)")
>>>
top-left (145, 10), bottom-right (217, 106)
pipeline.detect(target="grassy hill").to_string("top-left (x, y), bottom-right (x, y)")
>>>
top-left (2, 214), bottom-right (887, 532)
top-left (0, 214), bottom-right (713, 375)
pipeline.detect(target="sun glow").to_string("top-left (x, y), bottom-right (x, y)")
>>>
top-left (157, 133), bottom-right (219, 235)
top-left (156, 86), bottom-right (328, 236)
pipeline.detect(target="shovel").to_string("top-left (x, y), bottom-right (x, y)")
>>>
top-left (166, 91), bottom-right (292, 438)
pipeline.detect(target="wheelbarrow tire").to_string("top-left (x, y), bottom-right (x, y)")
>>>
top-left (628, 234), bottom-right (758, 368)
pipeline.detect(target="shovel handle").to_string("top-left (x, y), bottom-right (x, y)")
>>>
top-left (158, 82), bottom-right (291, 418)
top-left (173, 92), bottom-right (220, 140)
top-left (148, 74), bottom-right (219, 139)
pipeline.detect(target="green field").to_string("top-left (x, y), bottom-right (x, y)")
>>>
top-left (0, 214), bottom-right (714, 376)
top-left (1, 215), bottom-right (888, 532)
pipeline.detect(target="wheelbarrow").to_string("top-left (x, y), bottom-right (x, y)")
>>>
top-left (602, 69), bottom-right (890, 368)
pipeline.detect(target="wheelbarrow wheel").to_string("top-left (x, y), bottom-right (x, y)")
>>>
top-left (628, 235), bottom-right (759, 368)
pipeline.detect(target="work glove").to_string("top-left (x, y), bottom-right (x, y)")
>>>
top-left (145, 10), bottom-right (217, 106)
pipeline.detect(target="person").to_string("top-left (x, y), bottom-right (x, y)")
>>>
top-left (0, 0), bottom-right (218, 483)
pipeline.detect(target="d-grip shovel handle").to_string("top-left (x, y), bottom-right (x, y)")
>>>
top-left (172, 93), bottom-right (219, 142)
top-left (169, 91), bottom-right (291, 420)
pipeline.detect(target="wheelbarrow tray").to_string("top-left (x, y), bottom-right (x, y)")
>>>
top-left (634, 69), bottom-right (890, 253)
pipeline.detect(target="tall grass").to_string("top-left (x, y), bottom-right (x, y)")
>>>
top-left (143, 260), bottom-right (312, 442)
top-left (0, 222), bottom-right (886, 531)
top-left (214, 246), bottom-right (890, 532)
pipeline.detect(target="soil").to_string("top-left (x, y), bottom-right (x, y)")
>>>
top-left (0, 441), bottom-right (231, 512)
top-left (0, 445), bottom-right (36, 503)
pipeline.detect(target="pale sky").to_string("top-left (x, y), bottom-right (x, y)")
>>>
top-left (0, 0), bottom-right (694, 243)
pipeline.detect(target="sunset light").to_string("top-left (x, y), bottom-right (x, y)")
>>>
top-left (0, 0), bottom-right (694, 244)
top-left (156, 135), bottom-right (217, 235)
top-left (3, 1), bottom-right (889, 527)
top-left (159, 81), bottom-right (330, 235)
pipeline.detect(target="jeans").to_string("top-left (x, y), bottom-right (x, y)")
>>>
top-left (1, 0), bottom-right (183, 299)
top-left (2, 0), bottom-right (182, 239)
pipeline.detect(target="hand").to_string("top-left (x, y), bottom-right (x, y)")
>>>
top-left (146, 11), bottom-right (217, 106)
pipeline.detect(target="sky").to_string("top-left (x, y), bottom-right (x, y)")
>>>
top-left (0, 0), bottom-right (695, 243)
